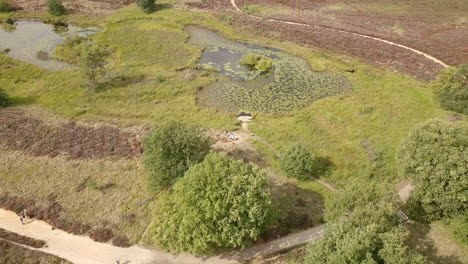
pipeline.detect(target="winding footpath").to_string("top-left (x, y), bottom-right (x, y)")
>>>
top-left (230, 0), bottom-right (448, 68)
top-left (0, 208), bottom-right (325, 264)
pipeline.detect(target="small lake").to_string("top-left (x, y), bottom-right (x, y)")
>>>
top-left (185, 26), bottom-right (278, 81)
top-left (0, 20), bottom-right (97, 70)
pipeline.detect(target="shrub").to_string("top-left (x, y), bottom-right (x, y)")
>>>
top-left (136, 0), bottom-right (156, 13)
top-left (143, 121), bottom-right (212, 192)
top-left (397, 119), bottom-right (468, 220)
top-left (240, 53), bottom-right (260, 66)
top-left (255, 57), bottom-right (273, 72)
top-left (0, 0), bottom-right (11, 13)
top-left (240, 53), bottom-right (273, 73)
top-left (47, 0), bottom-right (66, 16)
top-left (89, 228), bottom-right (113, 242)
top-left (433, 64), bottom-right (468, 114)
top-left (281, 144), bottom-right (317, 180)
top-left (305, 180), bottom-right (425, 264)
top-left (0, 88), bottom-right (10, 108)
top-left (151, 153), bottom-right (271, 255)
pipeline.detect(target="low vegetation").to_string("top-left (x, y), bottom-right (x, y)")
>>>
top-left (47, 0), bottom-right (66, 16)
top-left (398, 119), bottom-right (467, 221)
top-left (0, 88), bottom-right (9, 107)
top-left (0, 228), bottom-right (46, 248)
top-left (240, 53), bottom-right (273, 72)
top-left (0, 0), bottom-right (11, 13)
top-left (305, 179), bottom-right (426, 263)
top-left (433, 64), bottom-right (468, 115)
top-left (0, 240), bottom-right (71, 264)
top-left (143, 121), bottom-right (212, 192)
top-left (281, 144), bottom-right (318, 180)
top-left (52, 34), bottom-right (87, 64)
top-left (150, 153), bottom-right (271, 255)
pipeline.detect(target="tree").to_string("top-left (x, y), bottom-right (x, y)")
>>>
top-left (143, 121), bottom-right (212, 191)
top-left (0, 88), bottom-right (10, 107)
top-left (80, 44), bottom-right (108, 90)
top-left (281, 144), bottom-right (318, 180)
top-left (305, 180), bottom-right (426, 264)
top-left (136, 0), bottom-right (156, 13)
top-left (0, 0), bottom-right (11, 13)
top-left (47, 0), bottom-right (66, 16)
top-left (150, 153), bottom-right (271, 255)
top-left (433, 64), bottom-right (468, 114)
top-left (397, 119), bottom-right (467, 220)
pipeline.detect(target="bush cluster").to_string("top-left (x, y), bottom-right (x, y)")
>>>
top-left (281, 144), bottom-right (318, 180)
top-left (397, 119), bottom-right (467, 220)
top-left (143, 121), bottom-right (212, 192)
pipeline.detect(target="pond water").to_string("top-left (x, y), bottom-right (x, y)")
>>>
top-left (186, 26), bottom-right (350, 113)
top-left (185, 26), bottom-right (278, 81)
top-left (0, 20), bottom-right (97, 70)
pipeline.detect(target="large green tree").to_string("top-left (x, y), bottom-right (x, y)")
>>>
top-left (433, 64), bottom-right (468, 114)
top-left (397, 119), bottom-right (467, 220)
top-left (143, 121), bottom-right (212, 191)
top-left (305, 179), bottom-right (426, 264)
top-left (150, 153), bottom-right (271, 255)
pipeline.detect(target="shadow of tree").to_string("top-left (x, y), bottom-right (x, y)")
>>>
top-left (263, 181), bottom-right (325, 242)
top-left (407, 223), bottom-right (464, 264)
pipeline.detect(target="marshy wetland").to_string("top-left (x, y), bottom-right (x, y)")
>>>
top-left (187, 26), bottom-right (350, 113)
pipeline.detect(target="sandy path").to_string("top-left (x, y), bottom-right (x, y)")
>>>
top-left (230, 0), bottom-right (448, 68)
top-left (0, 209), bottom-right (237, 264)
top-left (225, 224), bottom-right (325, 261)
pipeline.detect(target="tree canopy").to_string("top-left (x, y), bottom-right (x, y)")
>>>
top-left (281, 144), bottom-right (318, 180)
top-left (305, 179), bottom-right (426, 264)
top-left (433, 64), bottom-right (468, 114)
top-left (143, 121), bottom-right (212, 191)
top-left (397, 119), bottom-right (467, 220)
top-left (150, 153), bottom-right (271, 255)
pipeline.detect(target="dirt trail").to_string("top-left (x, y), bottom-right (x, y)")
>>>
top-left (224, 224), bottom-right (325, 261)
top-left (0, 209), bottom-right (237, 264)
top-left (230, 0), bottom-right (448, 68)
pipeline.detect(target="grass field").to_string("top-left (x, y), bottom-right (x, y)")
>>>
top-left (0, 1), bottom-right (465, 259)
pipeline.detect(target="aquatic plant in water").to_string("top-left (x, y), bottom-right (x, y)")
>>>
top-left (187, 26), bottom-right (349, 113)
